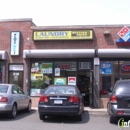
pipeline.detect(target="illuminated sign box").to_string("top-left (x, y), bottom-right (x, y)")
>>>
top-left (10, 31), bottom-right (21, 56)
top-left (33, 30), bottom-right (93, 40)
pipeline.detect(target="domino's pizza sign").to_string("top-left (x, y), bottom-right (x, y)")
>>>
top-left (118, 26), bottom-right (130, 42)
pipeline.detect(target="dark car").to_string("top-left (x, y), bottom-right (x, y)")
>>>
top-left (38, 85), bottom-right (84, 121)
top-left (107, 79), bottom-right (130, 123)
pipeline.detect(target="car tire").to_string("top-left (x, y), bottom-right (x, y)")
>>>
top-left (110, 115), bottom-right (117, 124)
top-left (75, 114), bottom-right (82, 121)
top-left (25, 100), bottom-right (32, 112)
top-left (39, 114), bottom-right (46, 120)
top-left (9, 104), bottom-right (17, 119)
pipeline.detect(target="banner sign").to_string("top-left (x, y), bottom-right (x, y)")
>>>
top-left (100, 62), bottom-right (113, 74)
top-left (10, 31), bottom-right (20, 56)
top-left (33, 30), bottom-right (93, 40)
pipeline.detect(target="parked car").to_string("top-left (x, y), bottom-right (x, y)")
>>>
top-left (0, 84), bottom-right (32, 119)
top-left (107, 79), bottom-right (130, 123)
top-left (38, 85), bottom-right (84, 121)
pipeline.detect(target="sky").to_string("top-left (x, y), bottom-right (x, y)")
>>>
top-left (0, 0), bottom-right (130, 26)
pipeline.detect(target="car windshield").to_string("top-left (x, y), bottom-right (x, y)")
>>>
top-left (115, 81), bottom-right (130, 94)
top-left (0, 85), bottom-right (9, 93)
top-left (45, 86), bottom-right (76, 95)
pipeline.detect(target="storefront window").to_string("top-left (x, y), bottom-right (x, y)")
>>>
top-left (30, 62), bottom-right (52, 96)
top-left (100, 61), bottom-right (117, 91)
top-left (100, 60), bottom-right (130, 91)
top-left (54, 61), bottom-right (76, 85)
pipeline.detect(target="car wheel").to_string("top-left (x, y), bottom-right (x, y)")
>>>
top-left (107, 102), bottom-right (110, 115)
top-left (110, 115), bottom-right (117, 124)
top-left (9, 104), bottom-right (17, 119)
top-left (75, 114), bottom-right (82, 121)
top-left (39, 114), bottom-right (46, 120)
top-left (26, 101), bottom-right (32, 112)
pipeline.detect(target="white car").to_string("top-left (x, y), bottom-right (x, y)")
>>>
top-left (0, 84), bottom-right (32, 119)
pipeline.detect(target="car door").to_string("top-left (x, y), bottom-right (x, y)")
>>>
top-left (18, 87), bottom-right (29, 109)
top-left (12, 85), bottom-right (23, 110)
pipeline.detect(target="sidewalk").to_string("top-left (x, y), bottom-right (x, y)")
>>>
top-left (32, 107), bottom-right (108, 114)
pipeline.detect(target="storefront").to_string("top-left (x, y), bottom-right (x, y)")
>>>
top-left (23, 49), bottom-right (95, 107)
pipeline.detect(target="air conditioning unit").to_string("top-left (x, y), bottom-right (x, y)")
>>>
top-left (79, 62), bottom-right (91, 69)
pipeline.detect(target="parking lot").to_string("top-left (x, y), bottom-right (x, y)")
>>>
top-left (0, 109), bottom-right (123, 130)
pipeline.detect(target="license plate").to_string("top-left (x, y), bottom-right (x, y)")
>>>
top-left (54, 100), bottom-right (63, 104)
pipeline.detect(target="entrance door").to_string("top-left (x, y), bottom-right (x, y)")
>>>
top-left (77, 71), bottom-right (90, 106)
top-left (9, 71), bottom-right (23, 88)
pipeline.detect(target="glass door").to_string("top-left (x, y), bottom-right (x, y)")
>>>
top-left (9, 71), bottom-right (23, 88)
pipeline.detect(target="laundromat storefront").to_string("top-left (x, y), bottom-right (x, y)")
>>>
top-left (23, 49), bottom-right (95, 107)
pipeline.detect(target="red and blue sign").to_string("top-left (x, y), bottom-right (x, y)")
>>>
top-left (116, 26), bottom-right (130, 45)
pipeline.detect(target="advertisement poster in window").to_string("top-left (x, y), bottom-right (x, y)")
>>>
top-left (55, 68), bottom-right (60, 76)
top-left (68, 77), bottom-right (76, 85)
top-left (54, 77), bottom-right (67, 85)
top-left (100, 62), bottom-right (113, 74)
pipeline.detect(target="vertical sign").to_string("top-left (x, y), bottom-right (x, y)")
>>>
top-left (10, 32), bottom-right (20, 56)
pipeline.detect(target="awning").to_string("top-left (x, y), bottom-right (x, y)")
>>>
top-left (0, 51), bottom-right (8, 60)
top-left (116, 38), bottom-right (130, 45)
top-left (23, 49), bottom-right (95, 58)
top-left (23, 49), bottom-right (130, 58)
top-left (98, 49), bottom-right (130, 58)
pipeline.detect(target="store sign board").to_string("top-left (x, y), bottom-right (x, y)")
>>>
top-left (9, 64), bottom-right (23, 71)
top-left (100, 62), bottom-right (113, 74)
top-left (33, 30), bottom-right (93, 40)
top-left (10, 32), bottom-right (20, 56)
top-left (118, 26), bottom-right (130, 42)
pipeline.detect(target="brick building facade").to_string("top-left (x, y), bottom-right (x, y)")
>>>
top-left (0, 18), bottom-right (130, 108)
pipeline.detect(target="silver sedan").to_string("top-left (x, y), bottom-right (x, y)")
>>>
top-left (0, 84), bottom-right (32, 118)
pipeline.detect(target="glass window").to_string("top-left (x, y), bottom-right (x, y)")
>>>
top-left (30, 61), bottom-right (52, 96)
top-left (0, 85), bottom-right (8, 93)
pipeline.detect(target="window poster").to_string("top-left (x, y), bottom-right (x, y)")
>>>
top-left (54, 77), bottom-right (67, 85)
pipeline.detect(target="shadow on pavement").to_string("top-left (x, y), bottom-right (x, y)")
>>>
top-left (41, 111), bottom-right (90, 124)
top-left (0, 109), bottom-right (36, 121)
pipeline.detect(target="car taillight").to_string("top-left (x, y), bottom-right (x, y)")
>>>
top-left (69, 96), bottom-right (79, 103)
top-left (0, 97), bottom-right (8, 102)
top-left (117, 111), bottom-right (124, 114)
top-left (39, 95), bottom-right (48, 103)
top-left (110, 95), bottom-right (117, 103)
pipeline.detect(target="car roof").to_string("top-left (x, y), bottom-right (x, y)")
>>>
top-left (0, 84), bottom-right (17, 86)
top-left (48, 85), bottom-right (77, 87)
top-left (116, 79), bottom-right (130, 83)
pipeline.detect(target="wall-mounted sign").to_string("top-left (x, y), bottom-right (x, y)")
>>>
top-left (10, 31), bottom-right (20, 56)
top-left (68, 77), bottom-right (76, 85)
top-left (118, 26), bottom-right (130, 42)
top-left (33, 30), bottom-right (93, 40)
top-left (57, 64), bottom-right (71, 70)
top-left (9, 64), bottom-right (23, 71)
top-left (116, 26), bottom-right (130, 45)
top-left (100, 62), bottom-right (113, 74)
